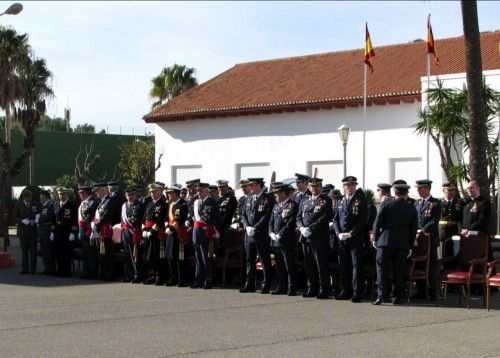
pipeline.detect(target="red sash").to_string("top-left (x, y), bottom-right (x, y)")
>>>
top-left (122, 223), bottom-right (142, 245)
top-left (194, 221), bottom-right (216, 239)
top-left (93, 218), bottom-right (112, 239)
top-left (168, 219), bottom-right (189, 244)
top-left (78, 220), bottom-right (92, 237)
top-left (144, 220), bottom-right (165, 240)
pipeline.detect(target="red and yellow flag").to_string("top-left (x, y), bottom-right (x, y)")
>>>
top-left (364, 23), bottom-right (375, 72)
top-left (427, 14), bottom-right (440, 66)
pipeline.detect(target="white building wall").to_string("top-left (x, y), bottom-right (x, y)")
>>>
top-left (154, 69), bottom-right (499, 198)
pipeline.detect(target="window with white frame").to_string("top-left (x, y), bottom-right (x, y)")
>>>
top-left (171, 165), bottom-right (202, 185)
top-left (235, 162), bottom-right (271, 186)
top-left (307, 160), bottom-right (344, 186)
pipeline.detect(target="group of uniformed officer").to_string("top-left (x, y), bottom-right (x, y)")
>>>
top-left (15, 174), bottom-right (490, 304)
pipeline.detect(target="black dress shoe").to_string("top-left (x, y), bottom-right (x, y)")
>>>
top-left (190, 283), bottom-right (202, 289)
top-left (335, 291), bottom-right (352, 300)
top-left (287, 289), bottom-right (297, 296)
top-left (143, 277), bottom-right (156, 285)
top-left (202, 283), bottom-right (212, 289)
top-left (79, 275), bottom-right (90, 280)
top-left (260, 287), bottom-right (270, 294)
top-left (239, 286), bottom-right (256, 293)
top-left (412, 292), bottom-right (427, 300)
top-left (392, 298), bottom-right (405, 305)
top-left (177, 282), bottom-right (188, 287)
top-left (316, 291), bottom-right (331, 299)
top-left (271, 288), bottom-right (287, 295)
top-left (19, 271), bottom-right (28, 274)
top-left (131, 277), bottom-right (142, 284)
top-left (302, 290), bottom-right (318, 298)
top-left (372, 298), bottom-right (384, 305)
top-left (350, 296), bottom-right (362, 303)
top-left (122, 277), bottom-right (132, 283)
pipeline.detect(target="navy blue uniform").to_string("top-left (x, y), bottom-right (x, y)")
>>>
top-left (53, 200), bottom-right (78, 277)
top-left (373, 197), bottom-right (417, 301)
top-left (334, 188), bottom-right (368, 299)
top-left (297, 193), bottom-right (334, 294)
top-left (415, 196), bottom-right (441, 298)
top-left (192, 196), bottom-right (220, 287)
top-left (165, 198), bottom-right (189, 285)
top-left (121, 199), bottom-right (145, 282)
top-left (462, 195), bottom-right (490, 233)
top-left (78, 196), bottom-right (99, 279)
top-left (142, 196), bottom-right (167, 284)
top-left (269, 198), bottom-right (298, 292)
top-left (94, 194), bottom-right (118, 281)
top-left (38, 200), bottom-right (56, 274)
top-left (241, 190), bottom-right (276, 290)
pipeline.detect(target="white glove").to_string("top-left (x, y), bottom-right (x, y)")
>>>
top-left (185, 220), bottom-right (191, 227)
top-left (49, 233), bottom-right (54, 241)
top-left (269, 233), bottom-right (277, 241)
top-left (21, 218), bottom-right (30, 225)
top-left (299, 227), bottom-right (307, 236)
top-left (338, 232), bottom-right (352, 241)
top-left (230, 223), bottom-right (238, 230)
top-left (91, 222), bottom-right (96, 230)
top-left (215, 229), bottom-right (220, 239)
top-left (142, 231), bottom-right (148, 239)
top-left (90, 230), bottom-right (99, 240)
top-left (328, 222), bottom-right (334, 230)
top-left (276, 234), bottom-right (281, 241)
top-left (35, 214), bottom-right (41, 224)
top-left (407, 249), bottom-right (412, 258)
top-left (303, 228), bottom-right (312, 238)
top-left (68, 233), bottom-right (76, 242)
top-left (245, 226), bottom-right (255, 236)
top-left (165, 228), bottom-right (173, 235)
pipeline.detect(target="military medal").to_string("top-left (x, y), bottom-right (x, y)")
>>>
top-left (99, 239), bottom-right (106, 255)
top-left (179, 243), bottom-right (185, 261)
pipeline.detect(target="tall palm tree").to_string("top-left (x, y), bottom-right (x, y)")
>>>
top-left (149, 64), bottom-right (198, 108)
top-left (460, 0), bottom-right (489, 197)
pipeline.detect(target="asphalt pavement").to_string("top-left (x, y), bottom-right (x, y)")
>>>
top-left (0, 237), bottom-right (499, 358)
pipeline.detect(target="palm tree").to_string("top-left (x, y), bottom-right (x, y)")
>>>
top-left (460, 0), bottom-right (489, 197)
top-left (149, 64), bottom-right (198, 108)
top-left (0, 26), bottom-right (52, 237)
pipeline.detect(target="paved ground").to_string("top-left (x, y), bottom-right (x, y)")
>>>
top-left (0, 237), bottom-right (499, 358)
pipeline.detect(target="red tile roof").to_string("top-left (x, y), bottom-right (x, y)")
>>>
top-left (144, 31), bottom-right (500, 123)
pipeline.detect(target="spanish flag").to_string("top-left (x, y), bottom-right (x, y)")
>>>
top-left (364, 23), bottom-right (375, 72)
top-left (427, 14), bottom-right (440, 66)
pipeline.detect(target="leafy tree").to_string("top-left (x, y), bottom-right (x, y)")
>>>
top-left (150, 64), bottom-right (198, 108)
top-left (117, 136), bottom-right (162, 190)
top-left (38, 115), bottom-right (71, 132)
top-left (74, 123), bottom-right (95, 134)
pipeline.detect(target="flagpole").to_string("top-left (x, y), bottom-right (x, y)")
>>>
top-left (426, 53), bottom-right (431, 179)
top-left (362, 63), bottom-right (367, 190)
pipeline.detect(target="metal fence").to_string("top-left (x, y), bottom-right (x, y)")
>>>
top-left (37, 124), bottom-right (154, 136)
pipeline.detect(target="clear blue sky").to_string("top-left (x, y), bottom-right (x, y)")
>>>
top-left (1, 1), bottom-right (498, 129)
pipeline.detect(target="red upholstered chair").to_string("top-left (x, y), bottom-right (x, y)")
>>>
top-left (407, 231), bottom-right (430, 304)
top-left (486, 259), bottom-right (500, 311)
top-left (441, 233), bottom-right (489, 309)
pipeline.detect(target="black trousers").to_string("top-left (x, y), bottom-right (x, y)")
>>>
top-left (245, 237), bottom-right (272, 289)
top-left (80, 228), bottom-right (99, 278)
top-left (302, 239), bottom-right (330, 293)
top-left (54, 234), bottom-right (72, 277)
top-left (338, 240), bottom-right (364, 297)
top-left (122, 230), bottom-right (139, 280)
top-left (376, 246), bottom-right (406, 300)
top-left (39, 227), bottom-right (55, 273)
top-left (273, 246), bottom-right (296, 290)
top-left (98, 236), bottom-right (114, 281)
top-left (19, 234), bottom-right (37, 274)
top-left (193, 228), bottom-right (213, 286)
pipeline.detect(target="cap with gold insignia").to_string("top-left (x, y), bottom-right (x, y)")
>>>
top-left (57, 187), bottom-right (70, 193)
top-left (272, 183), bottom-right (293, 193)
top-left (21, 189), bottom-right (33, 197)
top-left (248, 178), bottom-right (265, 185)
top-left (392, 179), bottom-right (407, 186)
top-left (442, 182), bottom-right (456, 189)
top-left (239, 179), bottom-right (250, 187)
top-left (166, 183), bottom-right (183, 193)
top-left (107, 181), bottom-right (119, 187)
top-left (415, 179), bottom-right (432, 188)
top-left (393, 184), bottom-right (411, 192)
top-left (270, 181), bottom-right (283, 189)
top-left (216, 180), bottom-right (229, 187)
top-left (40, 189), bottom-right (51, 197)
top-left (342, 176), bottom-right (357, 185)
top-left (308, 177), bottom-right (323, 185)
top-left (124, 186), bottom-right (137, 194)
top-left (93, 182), bottom-right (107, 191)
top-left (331, 189), bottom-right (342, 198)
top-left (322, 184), bottom-right (334, 193)
top-left (195, 182), bottom-right (210, 189)
top-left (78, 185), bottom-right (93, 194)
top-left (295, 173), bottom-right (311, 182)
top-left (208, 185), bottom-right (218, 191)
top-left (376, 183), bottom-right (392, 191)
top-left (148, 182), bottom-right (164, 192)
top-left (185, 178), bottom-right (200, 187)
